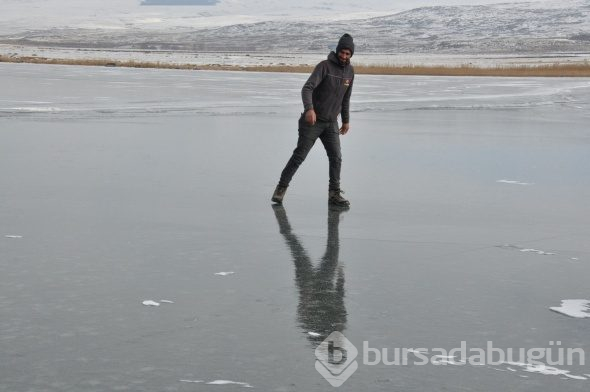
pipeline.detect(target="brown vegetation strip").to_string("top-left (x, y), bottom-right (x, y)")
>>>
top-left (1, 55), bottom-right (590, 77)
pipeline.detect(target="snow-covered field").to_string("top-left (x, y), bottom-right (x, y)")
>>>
top-left (1, 62), bottom-right (589, 391)
top-left (1, 0), bottom-right (590, 67)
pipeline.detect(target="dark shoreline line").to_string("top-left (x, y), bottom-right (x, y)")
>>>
top-left (1, 55), bottom-right (590, 77)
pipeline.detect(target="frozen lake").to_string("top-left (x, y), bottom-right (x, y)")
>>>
top-left (1, 63), bottom-right (590, 391)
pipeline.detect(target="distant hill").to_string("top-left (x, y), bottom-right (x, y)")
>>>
top-left (2, 0), bottom-right (590, 54)
top-left (140, 0), bottom-right (218, 5)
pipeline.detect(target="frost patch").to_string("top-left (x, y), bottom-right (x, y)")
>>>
top-left (431, 355), bottom-right (465, 365)
top-left (9, 107), bottom-right (62, 113)
top-left (206, 380), bottom-right (253, 387)
top-left (215, 271), bottom-right (235, 276)
top-left (520, 248), bottom-right (556, 255)
top-left (499, 362), bottom-right (587, 380)
top-left (497, 179), bottom-right (534, 186)
top-left (550, 299), bottom-right (590, 319)
top-left (142, 299), bottom-right (174, 307)
top-left (497, 244), bottom-right (556, 255)
top-left (180, 379), bottom-right (252, 387)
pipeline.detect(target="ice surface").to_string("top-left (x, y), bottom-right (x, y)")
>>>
top-left (1, 63), bottom-right (589, 392)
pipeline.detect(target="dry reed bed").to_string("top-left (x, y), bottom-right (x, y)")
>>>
top-left (2, 55), bottom-right (590, 77)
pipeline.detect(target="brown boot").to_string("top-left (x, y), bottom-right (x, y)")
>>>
top-left (271, 185), bottom-right (287, 204)
top-left (328, 189), bottom-right (350, 208)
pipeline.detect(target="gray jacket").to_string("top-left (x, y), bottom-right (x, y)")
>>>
top-left (301, 52), bottom-right (354, 123)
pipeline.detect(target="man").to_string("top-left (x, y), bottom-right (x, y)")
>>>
top-left (271, 33), bottom-right (355, 208)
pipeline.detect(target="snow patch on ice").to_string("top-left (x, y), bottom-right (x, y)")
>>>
top-left (5, 107), bottom-right (62, 113)
top-left (497, 179), bottom-right (534, 186)
top-left (215, 271), bottom-right (235, 276)
top-left (517, 362), bottom-right (586, 379)
top-left (520, 248), bottom-right (556, 255)
top-left (550, 299), bottom-right (590, 319)
top-left (498, 361), bottom-right (588, 380)
top-left (142, 299), bottom-right (174, 306)
top-left (497, 244), bottom-right (556, 256)
top-left (563, 373), bottom-right (588, 380)
top-left (431, 355), bottom-right (465, 365)
top-left (206, 380), bottom-right (253, 387)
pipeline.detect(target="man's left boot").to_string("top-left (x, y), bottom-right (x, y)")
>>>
top-left (272, 185), bottom-right (288, 204)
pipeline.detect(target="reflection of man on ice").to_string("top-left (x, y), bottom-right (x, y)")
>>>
top-left (272, 205), bottom-right (347, 347)
top-left (272, 34), bottom-right (355, 208)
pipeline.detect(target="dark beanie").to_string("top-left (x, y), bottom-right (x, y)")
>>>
top-left (336, 33), bottom-right (354, 57)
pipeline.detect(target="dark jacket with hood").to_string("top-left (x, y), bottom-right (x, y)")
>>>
top-left (301, 51), bottom-right (354, 124)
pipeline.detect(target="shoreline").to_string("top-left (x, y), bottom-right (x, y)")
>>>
top-left (2, 44), bottom-right (590, 76)
top-left (2, 54), bottom-right (590, 77)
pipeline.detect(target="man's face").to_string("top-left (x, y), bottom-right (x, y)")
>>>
top-left (338, 49), bottom-right (352, 65)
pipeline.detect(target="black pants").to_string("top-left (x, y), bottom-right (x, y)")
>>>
top-left (279, 115), bottom-right (342, 191)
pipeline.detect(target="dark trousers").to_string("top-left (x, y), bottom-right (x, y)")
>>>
top-left (279, 116), bottom-right (342, 191)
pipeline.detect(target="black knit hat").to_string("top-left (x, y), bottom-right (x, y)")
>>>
top-left (336, 33), bottom-right (354, 57)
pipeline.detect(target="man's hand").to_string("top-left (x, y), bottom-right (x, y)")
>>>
top-left (339, 123), bottom-right (350, 135)
top-left (305, 109), bottom-right (317, 125)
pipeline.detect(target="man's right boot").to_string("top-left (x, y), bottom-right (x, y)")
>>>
top-left (328, 189), bottom-right (350, 208)
top-left (271, 185), bottom-right (287, 204)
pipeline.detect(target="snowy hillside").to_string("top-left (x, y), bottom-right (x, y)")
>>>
top-left (1, 0), bottom-right (589, 54)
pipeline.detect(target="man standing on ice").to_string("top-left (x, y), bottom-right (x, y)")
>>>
top-left (271, 34), bottom-right (355, 208)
